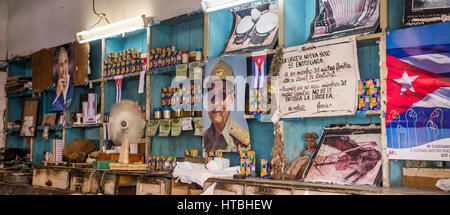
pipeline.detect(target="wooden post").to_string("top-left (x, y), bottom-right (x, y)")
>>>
top-left (203, 12), bottom-right (209, 59)
top-left (379, 0), bottom-right (390, 188)
top-left (145, 26), bottom-right (152, 163)
top-left (100, 39), bottom-right (106, 151)
top-left (3, 62), bottom-right (9, 151)
top-left (278, 0), bottom-right (285, 48)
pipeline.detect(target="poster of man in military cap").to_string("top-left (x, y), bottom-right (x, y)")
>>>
top-left (203, 55), bottom-right (250, 153)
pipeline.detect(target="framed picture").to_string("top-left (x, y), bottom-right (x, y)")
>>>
top-left (303, 124), bottom-right (382, 186)
top-left (221, 0), bottom-right (279, 56)
top-left (20, 99), bottom-right (40, 138)
top-left (308, 0), bottom-right (380, 42)
top-left (42, 113), bottom-right (57, 126)
top-left (404, 0), bottom-right (450, 26)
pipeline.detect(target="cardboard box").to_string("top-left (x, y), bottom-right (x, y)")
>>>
top-left (402, 167), bottom-right (450, 191)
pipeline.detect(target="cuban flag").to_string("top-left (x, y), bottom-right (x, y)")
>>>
top-left (386, 22), bottom-right (450, 161)
top-left (250, 51), bottom-right (268, 115)
top-left (114, 75), bottom-right (123, 103)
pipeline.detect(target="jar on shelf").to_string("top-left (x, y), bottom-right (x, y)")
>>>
top-left (189, 51), bottom-right (196, 62)
top-left (181, 51), bottom-right (189, 64)
top-left (154, 107), bottom-right (162, 120)
top-left (163, 107), bottom-right (171, 119)
top-left (195, 48), bottom-right (202, 61)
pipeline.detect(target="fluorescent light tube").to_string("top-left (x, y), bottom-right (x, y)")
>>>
top-left (76, 16), bottom-right (146, 43)
top-left (202, 0), bottom-right (260, 13)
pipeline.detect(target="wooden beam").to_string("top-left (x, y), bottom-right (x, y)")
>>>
top-left (203, 12), bottom-right (210, 59)
top-left (379, 33), bottom-right (390, 188)
top-left (145, 26), bottom-right (152, 163)
top-left (278, 0), bottom-right (285, 48)
top-left (100, 39), bottom-right (106, 151)
top-left (380, 0), bottom-right (389, 32)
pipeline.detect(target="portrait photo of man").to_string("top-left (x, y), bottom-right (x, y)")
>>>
top-left (203, 56), bottom-right (250, 153)
top-left (51, 44), bottom-right (74, 111)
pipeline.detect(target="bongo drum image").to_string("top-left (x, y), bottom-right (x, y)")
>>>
top-left (234, 16), bottom-right (255, 45)
top-left (251, 11), bottom-right (278, 45)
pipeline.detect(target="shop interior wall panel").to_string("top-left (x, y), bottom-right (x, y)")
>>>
top-left (32, 48), bottom-right (54, 91)
top-left (149, 17), bottom-right (204, 158)
top-left (88, 40), bottom-right (103, 80)
top-left (284, 0), bottom-right (316, 48)
top-left (8, 59), bottom-right (32, 77)
top-left (207, 10), bottom-right (233, 58)
top-left (73, 42), bottom-right (89, 86)
top-left (388, 0), bottom-right (408, 31)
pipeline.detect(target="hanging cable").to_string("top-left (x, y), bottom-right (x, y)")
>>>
top-left (89, 0), bottom-right (110, 30)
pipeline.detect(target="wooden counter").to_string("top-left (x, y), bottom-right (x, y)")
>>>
top-left (203, 177), bottom-right (449, 195)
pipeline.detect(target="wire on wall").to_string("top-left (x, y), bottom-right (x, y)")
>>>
top-left (89, 0), bottom-right (111, 30)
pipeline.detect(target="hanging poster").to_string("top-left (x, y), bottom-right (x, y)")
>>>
top-left (203, 55), bottom-right (250, 153)
top-left (277, 37), bottom-right (360, 118)
top-left (386, 22), bottom-right (450, 161)
top-left (221, 0), bottom-right (278, 56)
top-left (309, 0), bottom-right (380, 42)
top-left (51, 43), bottom-right (74, 111)
top-left (171, 118), bottom-right (182, 136)
top-left (303, 126), bottom-right (382, 186)
top-left (403, 0), bottom-right (450, 26)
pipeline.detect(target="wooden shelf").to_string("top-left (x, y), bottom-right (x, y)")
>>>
top-left (6, 89), bottom-right (33, 98)
top-left (88, 66), bottom-right (179, 84)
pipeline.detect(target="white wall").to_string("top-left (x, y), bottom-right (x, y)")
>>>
top-left (0, 0), bottom-right (7, 60)
top-left (7, 0), bottom-right (202, 59)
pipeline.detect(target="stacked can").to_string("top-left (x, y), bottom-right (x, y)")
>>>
top-left (206, 151), bottom-right (223, 162)
top-left (148, 156), bottom-right (177, 172)
top-left (103, 48), bottom-right (143, 78)
top-left (240, 151), bottom-right (256, 177)
top-left (260, 159), bottom-right (270, 179)
top-left (148, 46), bottom-right (182, 71)
top-left (358, 79), bottom-right (381, 111)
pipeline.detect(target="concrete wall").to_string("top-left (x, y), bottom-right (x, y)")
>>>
top-left (6, 0), bottom-right (202, 59)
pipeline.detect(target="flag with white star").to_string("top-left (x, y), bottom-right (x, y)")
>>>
top-left (386, 22), bottom-right (450, 161)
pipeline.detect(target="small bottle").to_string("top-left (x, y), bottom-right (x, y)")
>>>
top-left (195, 48), bottom-right (202, 61)
top-left (181, 51), bottom-right (189, 64)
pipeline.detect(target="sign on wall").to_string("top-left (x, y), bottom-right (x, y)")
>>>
top-left (221, 0), bottom-right (279, 56)
top-left (308, 0), bottom-right (380, 42)
top-left (403, 0), bottom-right (450, 26)
top-left (386, 22), bottom-right (450, 161)
top-left (277, 37), bottom-right (360, 118)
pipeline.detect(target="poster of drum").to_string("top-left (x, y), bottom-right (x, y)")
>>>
top-left (403, 0), bottom-right (450, 26)
top-left (277, 37), bottom-right (360, 118)
top-left (221, 0), bottom-right (279, 55)
top-left (386, 22), bottom-right (450, 161)
top-left (308, 0), bottom-right (380, 42)
top-left (303, 127), bottom-right (382, 186)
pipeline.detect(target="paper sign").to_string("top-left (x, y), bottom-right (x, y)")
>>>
top-left (159, 119), bottom-right (171, 137)
top-left (138, 70), bottom-right (145, 94)
top-left (182, 117), bottom-right (193, 131)
top-left (171, 118), bottom-right (182, 136)
top-left (277, 37), bottom-right (360, 118)
top-left (147, 120), bottom-right (161, 137)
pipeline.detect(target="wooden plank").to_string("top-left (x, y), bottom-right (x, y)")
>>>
top-left (146, 26), bottom-right (152, 163)
top-left (32, 48), bottom-right (54, 91)
top-left (379, 33), bottom-right (390, 188)
top-left (380, 0), bottom-right (389, 31)
top-left (100, 38), bottom-right (106, 150)
top-left (203, 12), bottom-right (209, 59)
top-left (32, 168), bottom-right (70, 190)
top-left (278, 0), bottom-right (285, 48)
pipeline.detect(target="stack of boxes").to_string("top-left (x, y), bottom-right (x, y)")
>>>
top-left (161, 84), bottom-right (200, 111)
top-left (148, 156), bottom-right (177, 172)
top-left (240, 151), bottom-right (256, 177)
top-left (184, 149), bottom-right (199, 158)
top-left (148, 46), bottom-right (182, 70)
top-left (358, 79), bottom-right (381, 111)
top-left (103, 48), bottom-right (144, 78)
top-left (260, 159), bottom-right (270, 179)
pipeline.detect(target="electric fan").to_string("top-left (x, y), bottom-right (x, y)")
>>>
top-left (108, 100), bottom-right (147, 170)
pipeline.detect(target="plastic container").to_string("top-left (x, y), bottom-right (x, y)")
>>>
top-left (189, 51), bottom-right (196, 62)
top-left (181, 51), bottom-right (189, 64)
